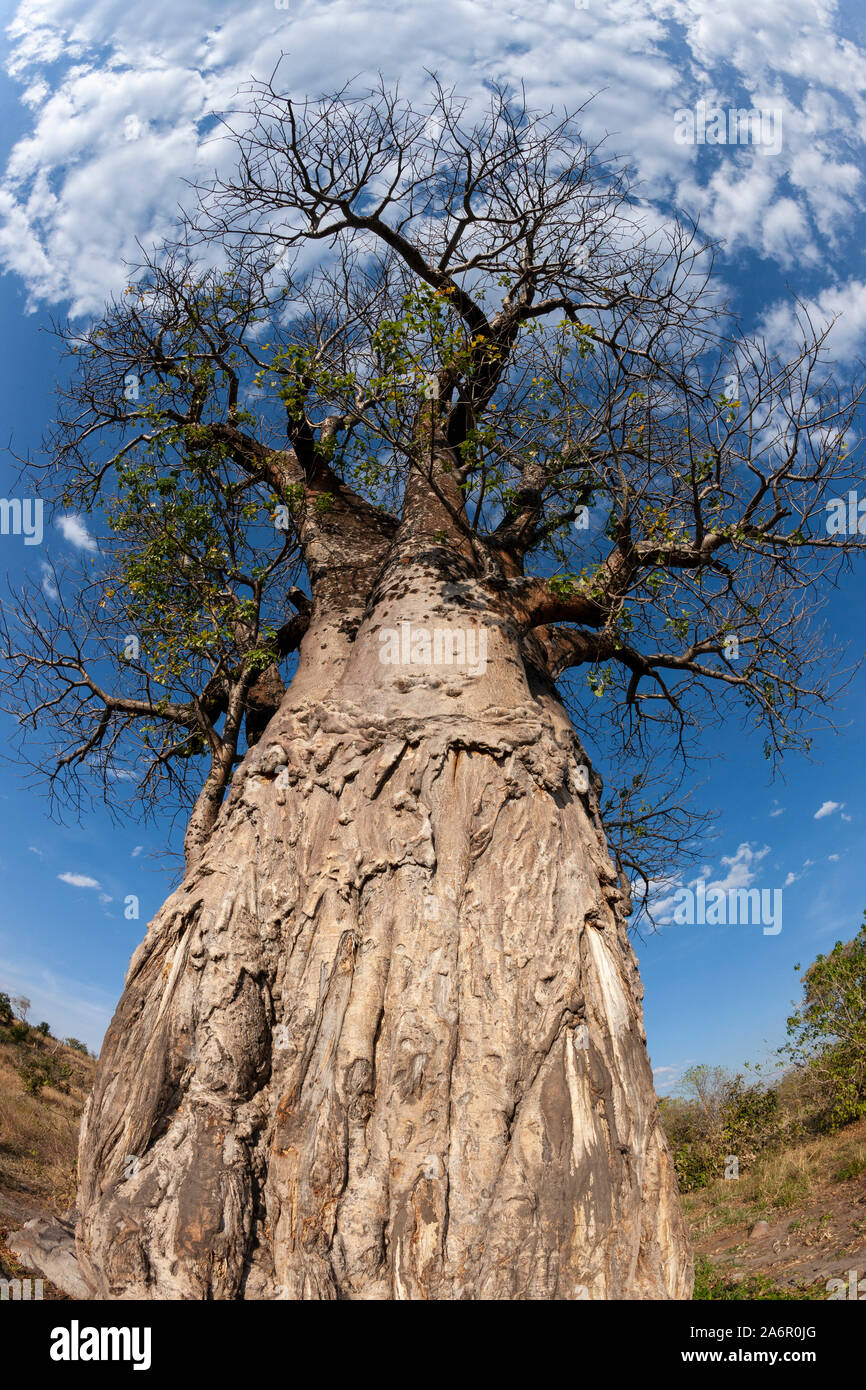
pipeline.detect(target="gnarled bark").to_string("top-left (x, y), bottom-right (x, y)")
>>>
top-left (75, 559), bottom-right (692, 1300)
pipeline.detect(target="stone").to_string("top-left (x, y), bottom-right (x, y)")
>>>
top-left (7, 1215), bottom-right (92, 1299)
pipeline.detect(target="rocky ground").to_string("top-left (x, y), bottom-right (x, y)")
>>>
top-left (686, 1116), bottom-right (866, 1298)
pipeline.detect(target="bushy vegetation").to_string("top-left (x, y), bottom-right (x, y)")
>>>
top-left (662, 916), bottom-right (866, 1192)
top-left (0, 1007), bottom-right (92, 1096)
top-left (780, 920), bottom-right (866, 1130)
top-left (16, 1052), bottom-right (74, 1097)
top-left (661, 1067), bottom-right (784, 1191)
top-left (0, 1011), bottom-right (97, 1217)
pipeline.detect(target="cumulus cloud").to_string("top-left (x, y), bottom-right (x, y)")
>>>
top-left (0, 0), bottom-right (864, 332)
top-left (760, 280), bottom-right (866, 364)
top-left (57, 871), bottom-right (101, 888)
top-left (56, 513), bottom-right (97, 551)
top-left (708, 841), bottom-right (769, 892)
top-left (814, 800), bottom-right (842, 819)
top-left (641, 841), bottom-right (774, 926)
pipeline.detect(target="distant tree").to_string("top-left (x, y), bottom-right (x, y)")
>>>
top-left (662, 1064), bottom-right (780, 1189)
top-left (678, 1063), bottom-right (732, 1142)
top-left (11, 995), bottom-right (31, 1024)
top-left (0, 992), bottom-right (12, 1024)
top-left (64, 1037), bottom-right (91, 1056)
top-left (36, 1021), bottom-right (52, 1037)
top-left (781, 917), bottom-right (866, 1128)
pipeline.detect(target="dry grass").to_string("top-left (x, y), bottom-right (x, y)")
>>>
top-left (685, 1116), bottom-right (866, 1294)
top-left (685, 1120), bottom-right (866, 1234)
top-left (0, 1035), bottom-right (95, 1217)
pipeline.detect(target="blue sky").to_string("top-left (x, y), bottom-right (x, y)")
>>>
top-left (0, 0), bottom-right (865, 1091)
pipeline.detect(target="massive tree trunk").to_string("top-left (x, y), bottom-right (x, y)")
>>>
top-left (74, 539), bottom-right (692, 1300)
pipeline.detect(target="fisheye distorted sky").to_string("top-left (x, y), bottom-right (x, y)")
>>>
top-left (0, 0), bottom-right (865, 1086)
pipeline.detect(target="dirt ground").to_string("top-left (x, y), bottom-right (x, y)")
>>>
top-left (685, 1117), bottom-right (866, 1296)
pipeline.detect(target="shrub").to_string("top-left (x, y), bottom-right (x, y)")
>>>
top-left (664, 1068), bottom-right (782, 1191)
top-left (780, 917), bottom-right (866, 1131)
top-left (15, 1051), bottom-right (72, 1096)
top-left (17, 1058), bottom-right (53, 1096)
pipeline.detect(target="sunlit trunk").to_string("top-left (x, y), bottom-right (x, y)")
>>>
top-left (75, 563), bottom-right (692, 1299)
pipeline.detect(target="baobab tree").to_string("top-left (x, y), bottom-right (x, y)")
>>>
top-left (5, 77), bottom-right (864, 1300)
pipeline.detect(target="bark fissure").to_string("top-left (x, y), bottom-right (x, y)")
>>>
top-left (75, 570), bottom-right (692, 1298)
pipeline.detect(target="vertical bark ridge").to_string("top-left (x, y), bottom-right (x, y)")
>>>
top-left (77, 625), bottom-right (691, 1297)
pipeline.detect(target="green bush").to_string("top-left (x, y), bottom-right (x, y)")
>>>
top-left (15, 1051), bottom-right (72, 1096)
top-left (780, 917), bottom-right (866, 1131)
top-left (663, 1067), bottom-right (781, 1191)
top-left (17, 1058), bottom-right (52, 1095)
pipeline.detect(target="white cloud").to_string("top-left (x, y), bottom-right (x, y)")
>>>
top-left (0, 0), bottom-right (864, 328)
top-left (131, 845), bottom-right (143, 857)
top-left (57, 871), bottom-right (100, 888)
top-left (56, 513), bottom-right (97, 551)
top-left (760, 281), bottom-right (866, 364)
top-left (708, 841), bottom-right (769, 893)
top-left (642, 841), bottom-right (776, 927)
top-left (651, 1059), bottom-right (695, 1095)
top-left (39, 560), bottom-right (58, 599)
top-left (814, 800), bottom-right (842, 819)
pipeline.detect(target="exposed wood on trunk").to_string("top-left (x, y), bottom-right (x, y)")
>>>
top-left (75, 561), bottom-right (692, 1299)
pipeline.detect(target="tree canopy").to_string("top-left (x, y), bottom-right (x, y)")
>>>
top-left (2, 75), bottom-right (863, 888)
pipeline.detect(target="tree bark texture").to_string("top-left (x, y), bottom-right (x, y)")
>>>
top-left (76, 554), bottom-right (692, 1300)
